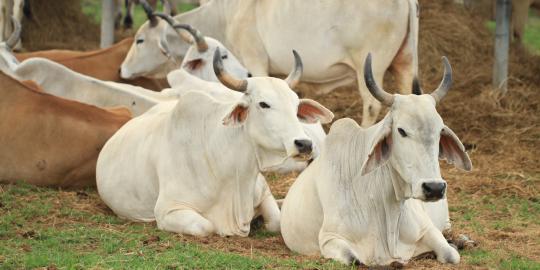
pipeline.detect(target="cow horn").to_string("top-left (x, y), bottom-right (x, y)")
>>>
top-left (140, 0), bottom-right (158, 27)
top-left (213, 50), bottom-right (247, 92)
top-left (285, 50), bottom-right (303, 89)
top-left (430, 56), bottom-right (452, 104)
top-left (153, 12), bottom-right (176, 26)
top-left (363, 53), bottom-right (394, 106)
top-left (173, 24), bottom-right (208, 53)
top-left (5, 16), bottom-right (21, 50)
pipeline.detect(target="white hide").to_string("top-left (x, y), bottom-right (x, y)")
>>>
top-left (281, 95), bottom-right (472, 266)
top-left (97, 77), bottom-right (332, 236)
top-left (13, 58), bottom-right (171, 116)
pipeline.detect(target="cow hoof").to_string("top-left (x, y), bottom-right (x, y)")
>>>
top-left (438, 245), bottom-right (460, 264)
top-left (345, 250), bottom-right (364, 266)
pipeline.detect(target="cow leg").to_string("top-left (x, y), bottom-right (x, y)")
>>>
top-left (512, 0), bottom-right (532, 44)
top-left (123, 0), bottom-right (134, 29)
top-left (355, 68), bottom-right (384, 127)
top-left (390, 41), bottom-right (414, 94)
top-left (319, 236), bottom-right (362, 265)
top-left (419, 227), bottom-right (460, 264)
top-left (156, 208), bottom-right (214, 236)
top-left (253, 175), bottom-right (280, 232)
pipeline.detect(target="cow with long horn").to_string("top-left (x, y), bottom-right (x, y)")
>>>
top-left (97, 50), bottom-right (334, 237)
top-left (281, 53), bottom-right (471, 266)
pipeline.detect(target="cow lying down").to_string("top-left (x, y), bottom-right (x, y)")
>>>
top-left (281, 54), bottom-right (472, 266)
top-left (97, 51), bottom-right (334, 236)
top-left (0, 71), bottom-right (131, 188)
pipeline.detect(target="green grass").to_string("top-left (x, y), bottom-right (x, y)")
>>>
top-left (81, 0), bottom-right (197, 30)
top-left (0, 183), bottom-right (348, 269)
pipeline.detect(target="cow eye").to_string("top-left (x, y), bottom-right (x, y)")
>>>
top-left (259, 102), bottom-right (271, 109)
top-left (136, 39), bottom-right (144, 45)
top-left (398, 128), bottom-right (407, 137)
top-left (221, 54), bottom-right (228, 60)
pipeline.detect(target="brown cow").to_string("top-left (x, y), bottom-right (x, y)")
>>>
top-left (15, 37), bottom-right (169, 91)
top-left (0, 71), bottom-right (131, 188)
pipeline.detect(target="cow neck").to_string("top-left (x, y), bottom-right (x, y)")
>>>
top-left (330, 118), bottom-right (408, 262)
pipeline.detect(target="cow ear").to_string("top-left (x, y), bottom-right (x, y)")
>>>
top-left (183, 58), bottom-right (204, 71)
top-left (223, 103), bottom-right (249, 126)
top-left (298, 99), bottom-right (334, 124)
top-left (439, 126), bottom-right (472, 171)
top-left (159, 29), bottom-right (171, 57)
top-left (360, 118), bottom-right (393, 175)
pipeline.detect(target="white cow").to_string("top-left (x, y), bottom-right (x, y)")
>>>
top-left (97, 51), bottom-right (334, 236)
top-left (120, 0), bottom-right (419, 126)
top-left (280, 54), bottom-right (472, 266)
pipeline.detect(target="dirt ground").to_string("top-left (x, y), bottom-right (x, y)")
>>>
top-left (10, 0), bottom-right (540, 268)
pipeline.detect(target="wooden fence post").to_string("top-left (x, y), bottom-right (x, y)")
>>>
top-left (493, 0), bottom-right (512, 93)
top-left (100, 0), bottom-right (115, 48)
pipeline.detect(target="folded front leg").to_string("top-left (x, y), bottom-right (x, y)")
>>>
top-left (319, 233), bottom-right (362, 265)
top-left (420, 226), bottom-right (460, 264)
top-left (156, 208), bottom-right (215, 237)
top-left (253, 175), bottom-right (280, 232)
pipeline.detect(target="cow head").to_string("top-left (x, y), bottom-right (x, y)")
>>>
top-left (214, 50), bottom-right (333, 170)
top-left (360, 53), bottom-right (472, 202)
top-left (120, 4), bottom-right (184, 79)
top-left (150, 13), bottom-right (250, 82)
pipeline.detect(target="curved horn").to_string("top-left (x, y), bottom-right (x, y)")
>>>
top-left (213, 49), bottom-right (247, 92)
top-left (6, 17), bottom-right (21, 50)
top-left (285, 50), bottom-right (303, 89)
top-left (430, 56), bottom-right (453, 104)
top-left (140, 0), bottom-right (158, 27)
top-left (363, 53), bottom-right (394, 106)
top-left (153, 12), bottom-right (176, 26)
top-left (173, 24), bottom-right (208, 53)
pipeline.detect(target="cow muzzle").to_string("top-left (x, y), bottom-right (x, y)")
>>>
top-left (421, 181), bottom-right (447, 202)
top-left (292, 139), bottom-right (313, 161)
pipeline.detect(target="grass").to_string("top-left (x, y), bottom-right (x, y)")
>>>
top-left (81, 0), bottom-right (197, 30)
top-left (1, 180), bottom-right (539, 269)
top-left (0, 182), bottom-right (348, 270)
top-left (486, 11), bottom-right (540, 54)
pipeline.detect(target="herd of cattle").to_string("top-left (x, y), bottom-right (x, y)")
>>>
top-left (0, 0), bottom-right (475, 267)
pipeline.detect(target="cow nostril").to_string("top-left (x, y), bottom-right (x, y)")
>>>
top-left (294, 139), bottom-right (313, 154)
top-left (422, 183), bottom-right (432, 193)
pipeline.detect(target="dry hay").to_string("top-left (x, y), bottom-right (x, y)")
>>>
top-left (20, 0), bottom-right (100, 51)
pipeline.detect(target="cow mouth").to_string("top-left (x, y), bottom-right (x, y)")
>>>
top-left (292, 153), bottom-right (312, 161)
